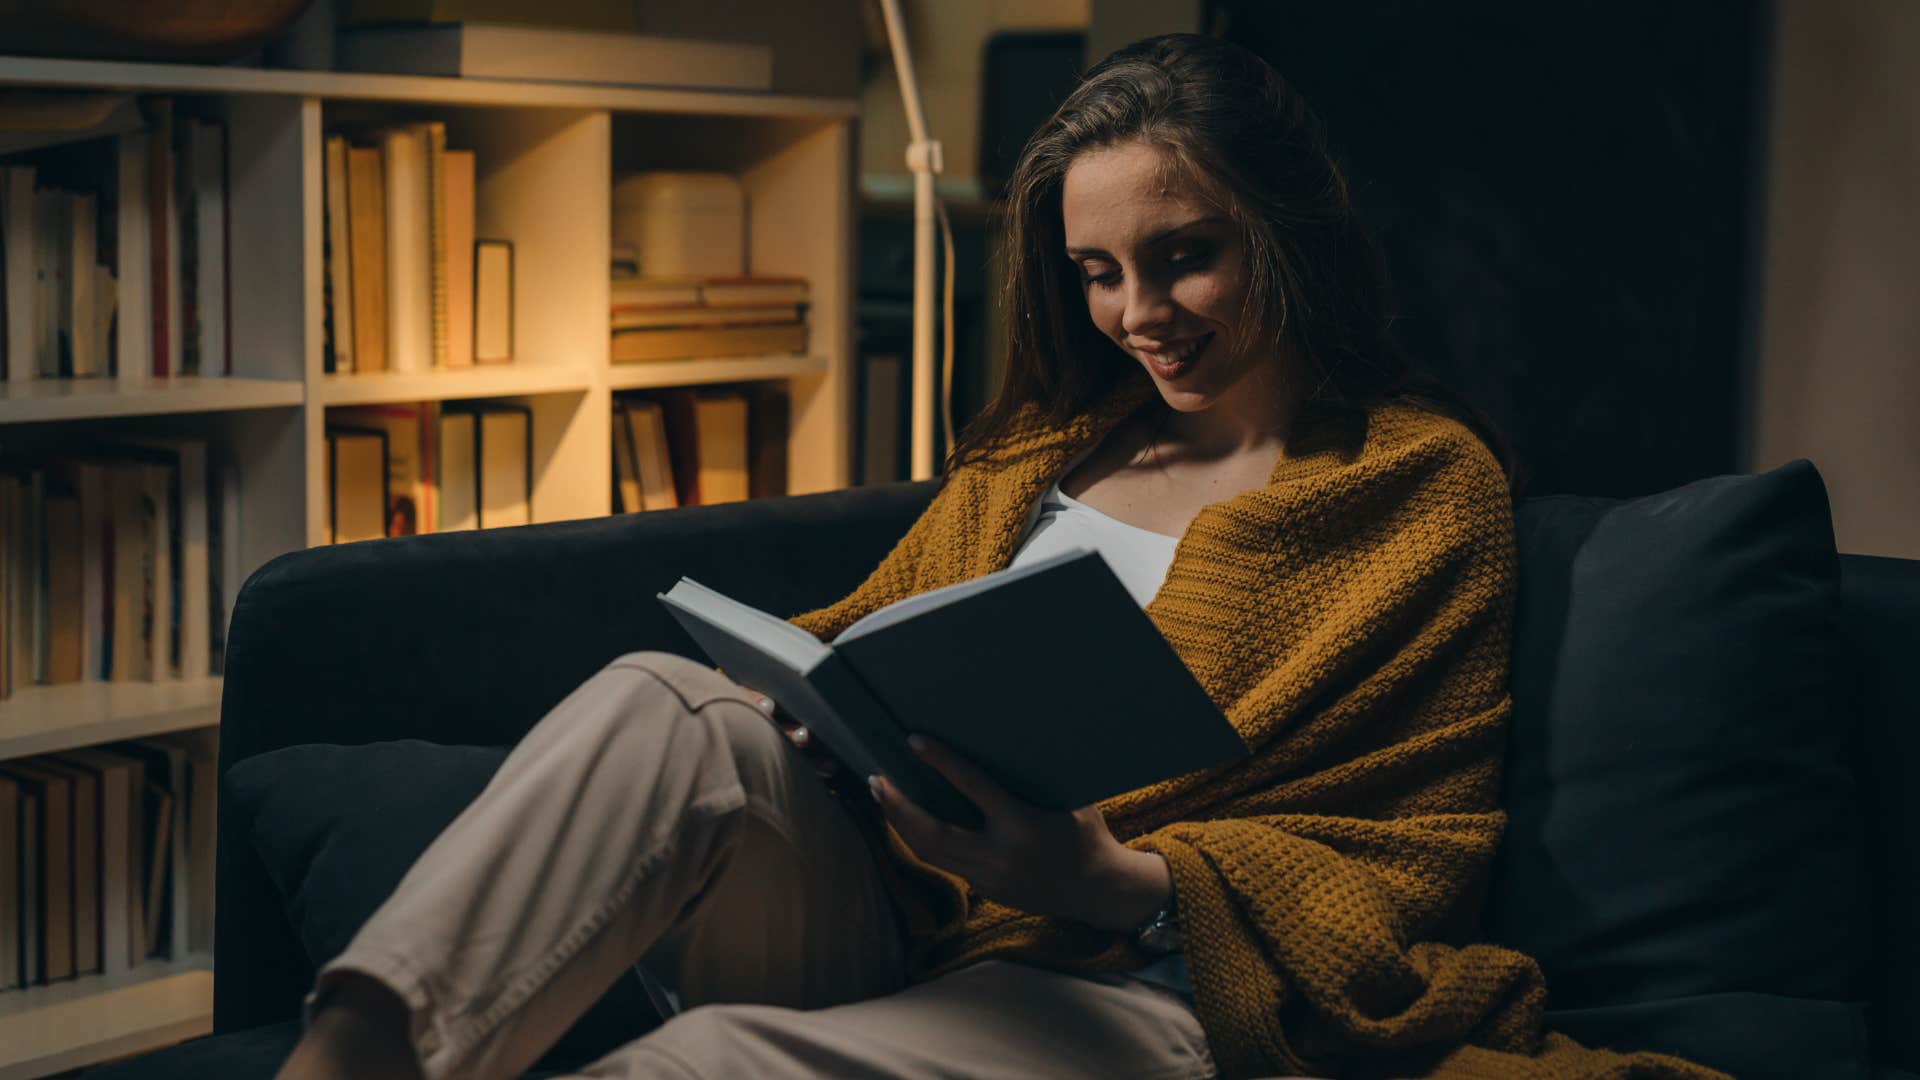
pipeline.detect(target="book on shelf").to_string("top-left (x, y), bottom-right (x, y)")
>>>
top-left (610, 303), bottom-right (801, 331)
top-left (327, 401), bottom-right (532, 537)
top-left (2, 760), bottom-right (74, 981)
top-left (693, 391), bottom-right (749, 505)
top-left (611, 322), bottom-right (806, 364)
top-left (442, 402), bottom-right (532, 528)
top-left (344, 143), bottom-right (389, 372)
top-left (745, 382), bottom-right (788, 500)
top-left (609, 397), bottom-right (677, 513)
top-left (336, 23), bottom-right (773, 92)
top-left (324, 123), bottom-right (482, 375)
top-left (0, 100), bottom-right (228, 384)
top-left (629, 399), bottom-right (679, 510)
top-left (444, 149), bottom-right (477, 368)
top-left (474, 239), bottom-right (512, 364)
top-left (609, 274), bottom-right (808, 310)
top-left (30, 758), bottom-right (100, 976)
top-left (17, 785), bottom-right (39, 985)
top-left (112, 737), bottom-right (193, 963)
top-left (609, 275), bottom-right (808, 364)
top-left (322, 136), bottom-right (355, 375)
top-left (381, 123), bottom-right (437, 375)
top-left (325, 426), bottom-right (390, 545)
top-left (436, 406), bottom-right (477, 531)
top-left (332, 404), bottom-right (436, 537)
top-left (52, 747), bottom-right (143, 975)
top-left (611, 402), bottom-right (641, 514)
top-left (658, 548), bottom-right (1249, 829)
top-left (610, 386), bottom-right (785, 511)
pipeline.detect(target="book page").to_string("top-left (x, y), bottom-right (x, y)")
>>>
top-left (834, 546), bottom-right (1093, 645)
top-left (659, 578), bottom-right (830, 671)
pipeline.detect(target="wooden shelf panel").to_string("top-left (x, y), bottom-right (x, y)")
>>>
top-left (0, 677), bottom-right (222, 764)
top-left (0, 960), bottom-right (212, 1079)
top-left (0, 55), bottom-right (859, 119)
top-left (0, 376), bottom-right (304, 425)
top-left (320, 365), bottom-right (595, 406)
top-left (608, 353), bottom-right (827, 391)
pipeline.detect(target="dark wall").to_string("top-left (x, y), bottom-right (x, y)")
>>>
top-left (1217, 1), bottom-right (1770, 497)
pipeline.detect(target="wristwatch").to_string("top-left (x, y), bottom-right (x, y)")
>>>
top-left (1134, 894), bottom-right (1183, 955)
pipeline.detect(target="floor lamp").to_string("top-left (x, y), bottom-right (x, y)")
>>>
top-left (876, 0), bottom-right (956, 481)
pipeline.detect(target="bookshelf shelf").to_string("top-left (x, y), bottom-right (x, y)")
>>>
top-left (0, 54), bottom-right (860, 119)
top-left (0, 677), bottom-right (223, 764)
top-left (0, 376), bottom-right (304, 425)
top-left (0, 958), bottom-right (212, 1079)
top-left (319, 365), bottom-right (596, 405)
top-left (607, 353), bottom-right (828, 391)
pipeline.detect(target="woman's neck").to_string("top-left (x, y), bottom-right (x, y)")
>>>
top-left (1154, 356), bottom-right (1299, 461)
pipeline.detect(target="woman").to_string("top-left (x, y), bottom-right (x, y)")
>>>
top-left (279, 34), bottom-right (1718, 1080)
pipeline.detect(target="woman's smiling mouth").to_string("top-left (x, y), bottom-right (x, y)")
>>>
top-left (1135, 332), bottom-right (1214, 377)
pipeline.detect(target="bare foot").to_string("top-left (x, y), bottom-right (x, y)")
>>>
top-left (273, 972), bottom-right (423, 1080)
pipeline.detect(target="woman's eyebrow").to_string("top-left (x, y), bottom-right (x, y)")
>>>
top-left (1066, 215), bottom-right (1229, 257)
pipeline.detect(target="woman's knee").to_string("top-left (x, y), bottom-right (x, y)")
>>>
top-left (589, 652), bottom-right (789, 772)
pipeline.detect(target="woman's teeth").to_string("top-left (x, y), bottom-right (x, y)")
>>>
top-left (1144, 333), bottom-right (1210, 371)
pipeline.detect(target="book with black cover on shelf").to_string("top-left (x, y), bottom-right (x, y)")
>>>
top-left (658, 548), bottom-right (1247, 829)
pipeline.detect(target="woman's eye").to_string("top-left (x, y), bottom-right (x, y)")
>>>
top-left (1168, 248), bottom-right (1212, 271)
top-left (1081, 269), bottom-right (1120, 290)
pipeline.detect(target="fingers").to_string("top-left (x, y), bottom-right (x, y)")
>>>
top-left (870, 774), bottom-right (987, 866)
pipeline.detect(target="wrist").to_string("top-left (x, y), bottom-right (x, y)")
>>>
top-left (1077, 846), bottom-right (1173, 932)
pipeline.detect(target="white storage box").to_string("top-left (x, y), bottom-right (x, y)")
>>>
top-left (612, 172), bottom-right (745, 279)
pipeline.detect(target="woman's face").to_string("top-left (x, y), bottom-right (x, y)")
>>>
top-left (1061, 140), bottom-right (1262, 416)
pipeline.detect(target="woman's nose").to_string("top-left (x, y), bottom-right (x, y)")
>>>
top-left (1120, 277), bottom-right (1176, 338)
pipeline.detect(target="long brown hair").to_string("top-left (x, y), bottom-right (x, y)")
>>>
top-left (945, 33), bottom-right (1516, 489)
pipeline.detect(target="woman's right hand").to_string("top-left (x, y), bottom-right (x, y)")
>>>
top-left (719, 669), bottom-right (848, 786)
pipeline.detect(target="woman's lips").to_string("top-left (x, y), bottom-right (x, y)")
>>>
top-left (1137, 332), bottom-right (1213, 376)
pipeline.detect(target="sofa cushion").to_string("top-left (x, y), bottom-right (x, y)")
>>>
top-left (1838, 554), bottom-right (1920, 1073)
top-left (1488, 460), bottom-right (1870, 1079)
top-left (224, 740), bottom-right (663, 1071)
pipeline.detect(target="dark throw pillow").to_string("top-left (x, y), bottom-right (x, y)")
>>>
top-left (1487, 460), bottom-right (1870, 1079)
top-left (224, 740), bottom-right (663, 1073)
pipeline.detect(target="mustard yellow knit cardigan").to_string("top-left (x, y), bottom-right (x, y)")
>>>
top-left (790, 370), bottom-right (1722, 1080)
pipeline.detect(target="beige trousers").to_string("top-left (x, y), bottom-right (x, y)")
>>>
top-left (308, 651), bottom-right (1218, 1079)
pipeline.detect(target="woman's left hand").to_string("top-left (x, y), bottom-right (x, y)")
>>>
top-left (869, 736), bottom-right (1170, 930)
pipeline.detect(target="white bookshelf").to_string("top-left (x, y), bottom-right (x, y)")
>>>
top-left (0, 51), bottom-right (858, 1078)
top-left (0, 958), bottom-right (213, 1080)
top-left (0, 376), bottom-right (305, 424)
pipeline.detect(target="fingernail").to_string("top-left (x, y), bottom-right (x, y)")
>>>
top-left (791, 726), bottom-right (810, 746)
top-left (756, 696), bottom-right (775, 714)
top-left (907, 734), bottom-right (926, 753)
top-left (868, 775), bottom-right (883, 801)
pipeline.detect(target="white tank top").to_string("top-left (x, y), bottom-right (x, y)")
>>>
top-left (1007, 480), bottom-right (1180, 603)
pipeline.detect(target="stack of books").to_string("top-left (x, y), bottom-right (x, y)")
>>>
top-left (325, 401), bottom-right (532, 543)
top-left (610, 385), bottom-right (787, 511)
top-left (322, 122), bottom-right (510, 374)
top-left (1, 730), bottom-right (217, 989)
top-left (0, 440), bottom-right (240, 697)
top-left (609, 275), bottom-right (808, 364)
top-left (0, 98), bottom-right (229, 383)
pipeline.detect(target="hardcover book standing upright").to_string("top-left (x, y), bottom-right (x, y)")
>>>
top-left (659, 547), bottom-right (1247, 829)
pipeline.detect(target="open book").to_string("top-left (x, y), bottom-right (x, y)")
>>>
top-left (658, 548), bottom-right (1248, 829)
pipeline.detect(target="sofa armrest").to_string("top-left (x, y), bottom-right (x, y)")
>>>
top-left (212, 480), bottom-right (936, 1033)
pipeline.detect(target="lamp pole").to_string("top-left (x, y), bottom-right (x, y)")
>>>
top-left (876, 0), bottom-right (943, 480)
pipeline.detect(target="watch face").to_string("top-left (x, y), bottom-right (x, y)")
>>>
top-left (1138, 922), bottom-right (1183, 955)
